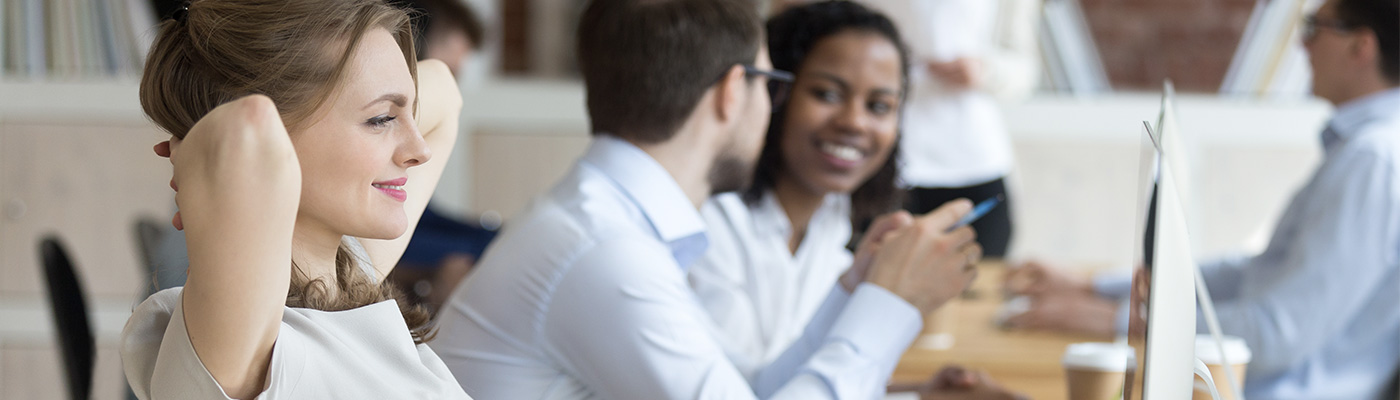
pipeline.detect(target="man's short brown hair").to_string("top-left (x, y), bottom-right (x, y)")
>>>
top-left (577, 0), bottom-right (763, 144)
top-left (1336, 0), bottom-right (1399, 84)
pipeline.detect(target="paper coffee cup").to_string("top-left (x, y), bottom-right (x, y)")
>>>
top-left (1193, 335), bottom-right (1251, 400)
top-left (1063, 342), bottom-right (1133, 400)
top-left (915, 299), bottom-right (957, 350)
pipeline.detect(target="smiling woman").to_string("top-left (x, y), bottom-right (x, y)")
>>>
top-left (686, 3), bottom-right (1023, 397)
top-left (121, 0), bottom-right (469, 399)
top-left (690, 0), bottom-right (912, 376)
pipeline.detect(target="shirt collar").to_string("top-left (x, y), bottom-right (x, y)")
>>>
top-left (754, 190), bottom-right (792, 237)
top-left (580, 134), bottom-right (709, 267)
top-left (1323, 88), bottom-right (1400, 151)
top-left (753, 189), bottom-right (851, 238)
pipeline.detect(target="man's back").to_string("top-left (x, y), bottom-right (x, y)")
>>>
top-left (431, 137), bottom-right (722, 399)
top-left (1207, 88), bottom-right (1400, 400)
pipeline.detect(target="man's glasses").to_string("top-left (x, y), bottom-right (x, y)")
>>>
top-left (741, 65), bottom-right (795, 110)
top-left (1302, 14), bottom-right (1354, 41)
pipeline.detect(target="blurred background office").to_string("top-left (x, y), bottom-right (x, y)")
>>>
top-left (0, 0), bottom-right (1336, 398)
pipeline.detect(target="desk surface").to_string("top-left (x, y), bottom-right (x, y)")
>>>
top-left (892, 263), bottom-right (1113, 400)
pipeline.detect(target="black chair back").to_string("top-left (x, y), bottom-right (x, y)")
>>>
top-left (134, 217), bottom-right (166, 295)
top-left (39, 236), bottom-right (94, 400)
top-left (1386, 364), bottom-right (1399, 400)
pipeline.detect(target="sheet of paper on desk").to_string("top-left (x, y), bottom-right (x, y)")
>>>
top-left (884, 392), bottom-right (920, 400)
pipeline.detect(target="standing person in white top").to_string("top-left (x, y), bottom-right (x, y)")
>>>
top-left (120, 0), bottom-right (471, 398)
top-left (431, 0), bottom-right (987, 399)
top-left (806, 0), bottom-right (1040, 257)
top-left (690, 3), bottom-right (1024, 399)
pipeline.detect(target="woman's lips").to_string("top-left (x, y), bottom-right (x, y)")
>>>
top-left (374, 186), bottom-right (407, 202)
top-left (816, 140), bottom-right (865, 170)
top-left (373, 177), bottom-right (408, 202)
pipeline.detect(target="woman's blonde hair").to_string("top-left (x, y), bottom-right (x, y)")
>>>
top-left (140, 0), bottom-right (432, 343)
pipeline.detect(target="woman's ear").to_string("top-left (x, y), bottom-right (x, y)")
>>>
top-left (155, 140), bottom-right (172, 158)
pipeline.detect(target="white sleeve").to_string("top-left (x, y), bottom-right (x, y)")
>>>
top-left (544, 238), bottom-right (922, 400)
top-left (754, 284), bottom-right (922, 399)
top-left (121, 289), bottom-right (306, 400)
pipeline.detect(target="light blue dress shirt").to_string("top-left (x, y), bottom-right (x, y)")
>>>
top-left (1097, 88), bottom-right (1400, 400)
top-left (431, 135), bottom-right (923, 400)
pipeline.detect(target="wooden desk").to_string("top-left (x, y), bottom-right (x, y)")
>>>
top-left (892, 263), bottom-right (1113, 400)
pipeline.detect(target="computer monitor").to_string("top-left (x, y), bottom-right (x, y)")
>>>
top-left (1123, 120), bottom-right (1199, 400)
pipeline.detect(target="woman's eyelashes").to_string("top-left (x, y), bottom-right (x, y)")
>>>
top-left (810, 86), bottom-right (896, 117)
top-left (867, 98), bottom-right (895, 115)
top-left (366, 114), bottom-right (398, 129)
top-left (811, 87), bottom-right (842, 103)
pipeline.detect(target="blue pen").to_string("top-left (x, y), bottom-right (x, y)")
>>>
top-left (947, 195), bottom-right (1003, 232)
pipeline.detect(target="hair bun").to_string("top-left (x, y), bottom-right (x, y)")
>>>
top-left (171, 5), bottom-right (189, 23)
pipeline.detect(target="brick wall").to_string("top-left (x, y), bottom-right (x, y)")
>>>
top-left (1080, 0), bottom-right (1258, 92)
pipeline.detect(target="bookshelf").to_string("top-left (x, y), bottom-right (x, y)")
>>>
top-left (1, 0), bottom-right (156, 82)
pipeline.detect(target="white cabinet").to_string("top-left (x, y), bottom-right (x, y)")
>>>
top-left (0, 120), bottom-right (169, 298)
top-left (0, 82), bottom-right (165, 400)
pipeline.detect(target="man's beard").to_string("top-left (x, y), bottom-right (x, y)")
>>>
top-left (707, 148), bottom-right (755, 195)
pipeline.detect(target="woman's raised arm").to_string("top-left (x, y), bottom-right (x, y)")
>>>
top-left (173, 95), bottom-right (301, 399)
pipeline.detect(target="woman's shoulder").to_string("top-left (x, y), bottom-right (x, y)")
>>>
top-left (122, 287), bottom-right (255, 399)
top-left (121, 289), bottom-right (466, 399)
top-left (123, 287), bottom-right (186, 345)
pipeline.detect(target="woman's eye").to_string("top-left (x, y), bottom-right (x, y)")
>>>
top-left (367, 115), bottom-right (397, 128)
top-left (811, 88), bottom-right (841, 103)
top-left (868, 101), bottom-right (894, 115)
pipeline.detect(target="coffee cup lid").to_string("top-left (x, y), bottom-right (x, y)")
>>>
top-left (1063, 342), bottom-right (1133, 372)
top-left (1195, 335), bottom-right (1251, 365)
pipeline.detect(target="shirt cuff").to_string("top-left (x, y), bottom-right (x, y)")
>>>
top-left (808, 284), bottom-right (853, 337)
top-left (826, 283), bottom-right (923, 364)
top-left (1093, 273), bottom-right (1134, 299)
top-left (1115, 298), bottom-right (1131, 335)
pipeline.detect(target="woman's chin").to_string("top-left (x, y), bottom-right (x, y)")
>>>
top-left (356, 220), bottom-right (409, 240)
top-left (809, 174), bottom-right (864, 196)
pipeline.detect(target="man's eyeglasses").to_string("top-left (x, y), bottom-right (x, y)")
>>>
top-left (1302, 14), bottom-right (1354, 41)
top-left (741, 65), bottom-right (795, 110)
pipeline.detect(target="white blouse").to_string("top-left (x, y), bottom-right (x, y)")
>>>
top-left (122, 287), bottom-right (472, 400)
top-left (688, 191), bottom-right (854, 379)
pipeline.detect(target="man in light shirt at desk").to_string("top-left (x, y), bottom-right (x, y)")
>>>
top-left (429, 0), bottom-right (1005, 399)
top-left (1005, 0), bottom-right (1400, 398)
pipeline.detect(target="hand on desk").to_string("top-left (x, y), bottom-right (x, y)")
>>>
top-left (1002, 260), bottom-right (1119, 337)
top-left (1003, 260), bottom-right (1093, 297)
top-left (1002, 292), bottom-right (1118, 337)
top-left (890, 365), bottom-right (1028, 400)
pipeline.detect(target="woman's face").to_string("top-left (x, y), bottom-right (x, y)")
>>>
top-left (778, 30), bottom-right (902, 196)
top-left (292, 28), bottom-right (428, 240)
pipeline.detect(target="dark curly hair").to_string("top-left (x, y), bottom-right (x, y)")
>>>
top-left (743, 1), bottom-right (911, 232)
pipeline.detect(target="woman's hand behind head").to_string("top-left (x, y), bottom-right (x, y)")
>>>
top-left (172, 94), bottom-right (301, 234)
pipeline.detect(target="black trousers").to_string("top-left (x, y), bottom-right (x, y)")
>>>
top-left (904, 178), bottom-right (1013, 258)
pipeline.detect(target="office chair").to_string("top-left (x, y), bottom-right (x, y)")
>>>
top-left (39, 236), bottom-right (95, 400)
top-left (134, 217), bottom-right (166, 296)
